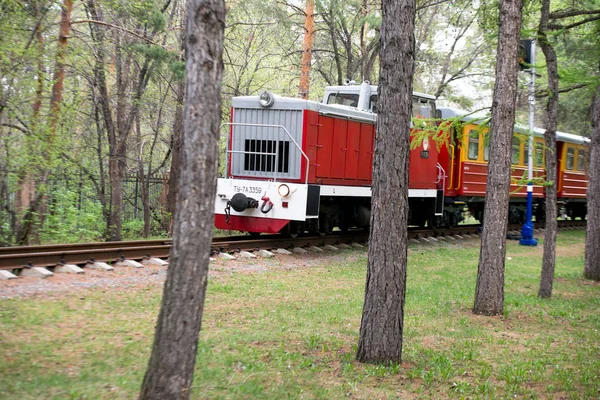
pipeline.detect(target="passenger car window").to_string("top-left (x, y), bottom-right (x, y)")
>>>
top-left (566, 147), bottom-right (574, 170)
top-left (468, 130), bottom-right (479, 160)
top-left (484, 142), bottom-right (489, 161)
top-left (512, 137), bottom-right (521, 165)
top-left (577, 149), bottom-right (585, 171)
top-left (535, 142), bottom-right (544, 167)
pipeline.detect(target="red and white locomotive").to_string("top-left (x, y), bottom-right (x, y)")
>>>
top-left (214, 82), bottom-right (445, 235)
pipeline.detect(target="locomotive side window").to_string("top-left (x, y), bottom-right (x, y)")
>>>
top-left (412, 98), bottom-right (422, 117)
top-left (327, 93), bottom-right (359, 107)
top-left (512, 137), bottom-right (521, 165)
top-left (428, 100), bottom-right (436, 118)
top-left (566, 147), bottom-right (575, 170)
top-left (468, 130), bottom-right (479, 160)
top-left (577, 149), bottom-right (585, 171)
top-left (535, 142), bottom-right (544, 167)
top-left (369, 95), bottom-right (378, 113)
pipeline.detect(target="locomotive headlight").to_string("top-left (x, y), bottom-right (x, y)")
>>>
top-left (277, 183), bottom-right (291, 197)
top-left (259, 91), bottom-right (275, 108)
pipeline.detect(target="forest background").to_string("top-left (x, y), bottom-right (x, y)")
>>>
top-left (1, 0), bottom-right (598, 246)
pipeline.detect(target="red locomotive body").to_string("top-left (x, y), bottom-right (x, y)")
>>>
top-left (214, 83), bottom-right (444, 234)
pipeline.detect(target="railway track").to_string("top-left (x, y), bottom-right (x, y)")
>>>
top-left (0, 220), bottom-right (586, 276)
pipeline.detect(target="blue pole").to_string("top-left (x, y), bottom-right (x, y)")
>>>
top-left (520, 39), bottom-right (538, 247)
top-left (520, 183), bottom-right (537, 245)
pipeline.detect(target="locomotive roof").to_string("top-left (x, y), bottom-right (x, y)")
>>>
top-left (232, 95), bottom-right (377, 123)
top-left (437, 107), bottom-right (590, 145)
top-left (323, 83), bottom-right (436, 101)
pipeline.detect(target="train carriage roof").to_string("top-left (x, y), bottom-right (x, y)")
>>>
top-left (437, 107), bottom-right (590, 145)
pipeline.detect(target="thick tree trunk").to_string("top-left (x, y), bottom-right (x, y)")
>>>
top-left (473, 0), bottom-right (523, 316)
top-left (356, 0), bottom-right (415, 364)
top-left (138, 0), bottom-right (226, 398)
top-left (584, 81), bottom-right (600, 281)
top-left (298, 0), bottom-right (315, 99)
top-left (538, 0), bottom-right (558, 298)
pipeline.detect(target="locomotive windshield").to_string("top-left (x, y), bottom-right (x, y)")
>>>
top-left (327, 93), bottom-right (359, 107)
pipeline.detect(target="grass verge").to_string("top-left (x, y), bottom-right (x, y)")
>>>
top-left (0, 230), bottom-right (598, 399)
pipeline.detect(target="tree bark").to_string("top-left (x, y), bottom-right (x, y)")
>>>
top-left (356, 0), bottom-right (415, 364)
top-left (538, 0), bottom-right (558, 298)
top-left (473, 0), bottom-right (523, 316)
top-left (584, 78), bottom-right (600, 281)
top-left (298, 0), bottom-right (315, 99)
top-left (138, 0), bottom-right (225, 397)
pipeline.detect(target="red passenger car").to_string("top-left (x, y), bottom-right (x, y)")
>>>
top-left (438, 107), bottom-right (590, 224)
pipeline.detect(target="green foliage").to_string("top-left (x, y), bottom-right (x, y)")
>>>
top-left (169, 60), bottom-right (186, 81)
top-left (106, 0), bottom-right (166, 31)
top-left (40, 188), bottom-right (104, 244)
top-left (130, 44), bottom-right (174, 63)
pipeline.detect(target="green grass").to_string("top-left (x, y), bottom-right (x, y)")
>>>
top-left (1, 230), bottom-right (599, 399)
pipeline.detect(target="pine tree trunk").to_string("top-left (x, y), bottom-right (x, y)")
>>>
top-left (584, 81), bottom-right (600, 281)
top-left (538, 0), bottom-right (558, 298)
top-left (298, 0), bottom-right (315, 99)
top-left (473, 0), bottom-right (523, 316)
top-left (356, 0), bottom-right (415, 364)
top-left (138, 0), bottom-right (226, 397)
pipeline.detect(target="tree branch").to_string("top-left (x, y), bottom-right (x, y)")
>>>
top-left (1, 123), bottom-right (31, 135)
top-left (549, 9), bottom-right (600, 19)
top-left (416, 0), bottom-right (451, 12)
top-left (548, 15), bottom-right (600, 30)
top-left (71, 19), bottom-right (159, 44)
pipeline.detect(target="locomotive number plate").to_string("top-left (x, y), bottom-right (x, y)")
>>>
top-left (233, 185), bottom-right (263, 195)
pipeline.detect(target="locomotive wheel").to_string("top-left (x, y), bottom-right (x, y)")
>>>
top-left (427, 216), bottom-right (440, 229)
top-left (446, 215), bottom-right (456, 229)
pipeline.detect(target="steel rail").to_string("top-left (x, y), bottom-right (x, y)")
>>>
top-left (0, 220), bottom-right (586, 271)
